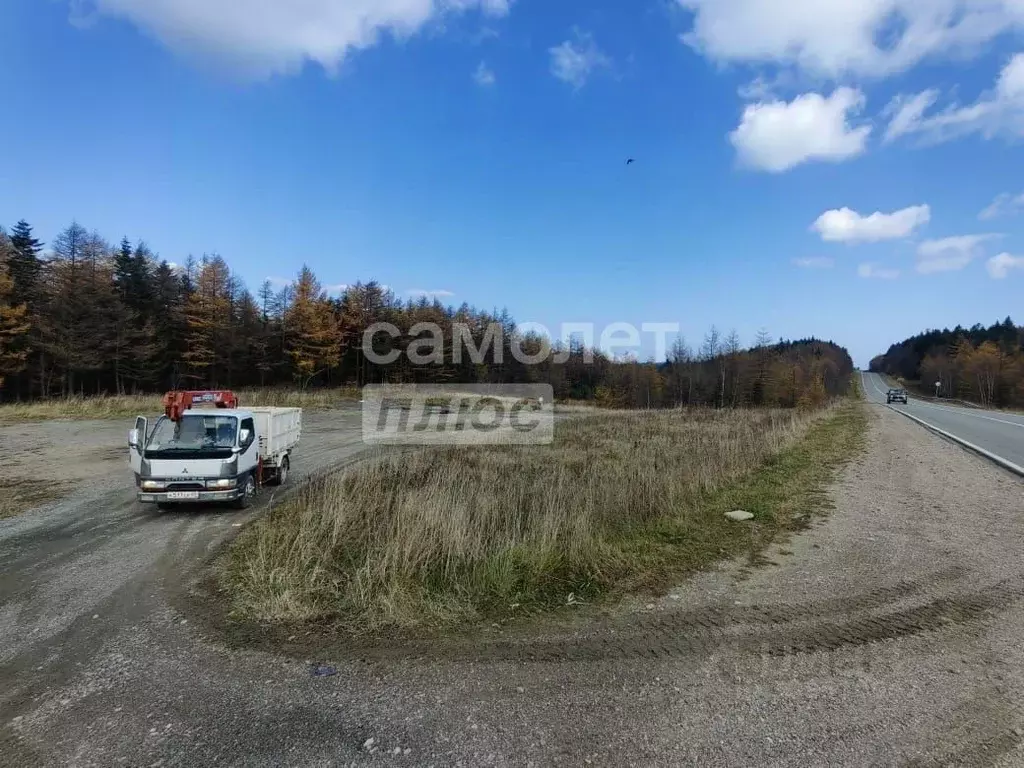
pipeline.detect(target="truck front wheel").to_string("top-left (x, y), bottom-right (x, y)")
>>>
top-left (233, 474), bottom-right (257, 510)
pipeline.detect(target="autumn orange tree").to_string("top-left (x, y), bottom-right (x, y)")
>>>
top-left (962, 341), bottom-right (1003, 406)
top-left (183, 256), bottom-right (235, 387)
top-left (285, 266), bottom-right (341, 389)
top-left (0, 245), bottom-right (30, 389)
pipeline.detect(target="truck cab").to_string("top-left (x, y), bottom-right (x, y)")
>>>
top-left (128, 391), bottom-right (300, 510)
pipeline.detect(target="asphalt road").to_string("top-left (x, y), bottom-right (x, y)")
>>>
top-left (861, 371), bottom-right (1024, 471)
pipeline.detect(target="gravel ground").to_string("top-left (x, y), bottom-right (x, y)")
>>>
top-left (2, 401), bottom-right (1024, 766)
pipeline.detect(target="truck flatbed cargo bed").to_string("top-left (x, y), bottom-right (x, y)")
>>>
top-left (250, 407), bottom-right (302, 462)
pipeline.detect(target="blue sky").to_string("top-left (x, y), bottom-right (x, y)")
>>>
top-left (2, 1), bottom-right (1024, 367)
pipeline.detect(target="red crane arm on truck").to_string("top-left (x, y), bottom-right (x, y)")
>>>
top-left (162, 390), bottom-right (239, 422)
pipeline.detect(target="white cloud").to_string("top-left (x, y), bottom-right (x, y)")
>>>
top-left (407, 288), bottom-right (455, 298)
top-left (549, 30), bottom-right (610, 89)
top-left (792, 256), bottom-right (834, 268)
top-left (80, 0), bottom-right (514, 76)
top-left (884, 53), bottom-right (1024, 145)
top-left (471, 26), bottom-right (500, 45)
top-left (324, 283), bottom-right (349, 295)
top-left (729, 88), bottom-right (871, 172)
top-left (737, 71), bottom-right (798, 101)
top-left (882, 90), bottom-right (940, 143)
top-left (916, 234), bottom-right (1002, 274)
top-left (473, 60), bottom-right (496, 86)
top-left (69, 0), bottom-right (100, 28)
top-left (858, 263), bottom-right (900, 280)
top-left (676, 0), bottom-right (1024, 80)
top-left (987, 252), bottom-right (1024, 278)
top-left (980, 191), bottom-right (1024, 220)
top-left (811, 204), bottom-right (930, 243)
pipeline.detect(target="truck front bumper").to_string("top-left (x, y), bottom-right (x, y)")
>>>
top-left (138, 488), bottom-right (244, 504)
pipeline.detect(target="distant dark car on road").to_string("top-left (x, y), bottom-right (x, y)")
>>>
top-left (887, 388), bottom-right (908, 404)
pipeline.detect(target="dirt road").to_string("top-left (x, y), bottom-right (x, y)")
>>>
top-left (3, 401), bottom-right (1024, 766)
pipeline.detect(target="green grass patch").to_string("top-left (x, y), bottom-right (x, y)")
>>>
top-left (225, 399), bottom-right (866, 635)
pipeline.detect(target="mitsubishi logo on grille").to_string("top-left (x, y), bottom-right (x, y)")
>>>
top-left (181, 468), bottom-right (189, 474)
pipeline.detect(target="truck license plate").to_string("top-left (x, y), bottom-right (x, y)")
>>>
top-left (167, 491), bottom-right (200, 500)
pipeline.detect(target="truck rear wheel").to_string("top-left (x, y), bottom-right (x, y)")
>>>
top-left (268, 456), bottom-right (290, 487)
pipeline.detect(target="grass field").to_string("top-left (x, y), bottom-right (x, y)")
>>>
top-left (0, 387), bottom-right (362, 424)
top-left (227, 398), bottom-right (866, 634)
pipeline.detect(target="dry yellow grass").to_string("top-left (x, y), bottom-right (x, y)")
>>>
top-left (0, 478), bottom-right (71, 520)
top-left (0, 387), bottom-right (361, 424)
top-left (228, 400), bottom-right (865, 633)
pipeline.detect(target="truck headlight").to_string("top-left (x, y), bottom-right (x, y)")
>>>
top-left (141, 480), bottom-right (164, 491)
top-left (207, 478), bottom-right (238, 489)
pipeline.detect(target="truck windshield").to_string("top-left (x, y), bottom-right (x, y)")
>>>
top-left (145, 414), bottom-right (238, 457)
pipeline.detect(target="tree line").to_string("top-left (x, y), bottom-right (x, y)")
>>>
top-left (870, 317), bottom-right (1024, 407)
top-left (0, 219), bottom-right (853, 408)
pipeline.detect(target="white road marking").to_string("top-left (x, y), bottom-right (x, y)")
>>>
top-left (894, 407), bottom-right (1024, 478)
top-left (862, 372), bottom-right (889, 399)
top-left (907, 399), bottom-right (1024, 429)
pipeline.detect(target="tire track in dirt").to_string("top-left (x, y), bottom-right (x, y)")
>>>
top-left (449, 574), bottom-right (1018, 664)
top-left (219, 563), bottom-right (979, 666)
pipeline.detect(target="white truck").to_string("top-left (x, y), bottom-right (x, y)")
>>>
top-left (127, 390), bottom-right (302, 510)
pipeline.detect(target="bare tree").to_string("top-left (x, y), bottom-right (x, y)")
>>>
top-left (700, 325), bottom-right (721, 361)
top-left (700, 326), bottom-right (727, 407)
top-left (669, 336), bottom-right (692, 406)
top-left (725, 329), bottom-right (741, 406)
top-left (752, 329), bottom-right (775, 405)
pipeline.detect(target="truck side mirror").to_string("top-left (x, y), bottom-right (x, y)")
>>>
top-left (128, 428), bottom-right (140, 449)
top-left (239, 428), bottom-right (251, 446)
